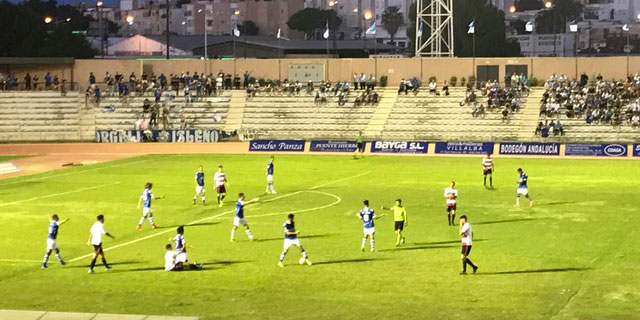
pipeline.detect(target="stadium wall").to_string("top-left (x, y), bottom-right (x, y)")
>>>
top-left (6, 57), bottom-right (640, 91)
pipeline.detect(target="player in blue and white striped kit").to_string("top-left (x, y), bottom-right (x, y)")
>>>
top-left (41, 214), bottom-right (69, 269)
top-left (265, 156), bottom-right (276, 194)
top-left (230, 193), bottom-right (259, 242)
top-left (515, 168), bottom-right (533, 207)
top-left (137, 182), bottom-right (163, 230)
top-left (277, 214), bottom-right (312, 267)
top-left (193, 166), bottom-right (206, 205)
top-left (358, 200), bottom-right (385, 252)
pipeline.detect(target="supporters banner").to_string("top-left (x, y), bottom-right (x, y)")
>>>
top-left (434, 142), bottom-right (494, 154)
top-left (565, 143), bottom-right (628, 157)
top-left (634, 144), bottom-right (640, 157)
top-left (95, 129), bottom-right (236, 143)
top-left (249, 139), bottom-right (305, 152)
top-left (310, 140), bottom-right (361, 152)
top-left (499, 142), bottom-right (560, 155)
top-left (370, 141), bottom-right (429, 153)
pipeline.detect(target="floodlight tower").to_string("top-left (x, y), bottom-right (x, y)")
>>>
top-left (414, 0), bottom-right (455, 57)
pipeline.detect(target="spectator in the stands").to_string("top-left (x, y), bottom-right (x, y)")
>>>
top-left (367, 74), bottom-right (375, 90)
top-left (129, 72), bottom-right (136, 89)
top-left (535, 121), bottom-right (543, 135)
top-left (359, 73), bottom-right (366, 90)
top-left (89, 72), bottom-right (96, 85)
top-left (632, 114), bottom-right (640, 128)
top-left (225, 73), bottom-right (232, 90)
top-left (243, 71), bottom-right (250, 89)
top-left (234, 74), bottom-right (241, 90)
top-left (44, 72), bottom-right (52, 90)
top-left (398, 79), bottom-right (407, 95)
top-left (24, 73), bottom-right (31, 90)
top-left (353, 73), bottom-right (359, 90)
top-left (33, 74), bottom-right (39, 90)
top-left (442, 80), bottom-right (449, 96)
top-left (428, 79), bottom-right (437, 95)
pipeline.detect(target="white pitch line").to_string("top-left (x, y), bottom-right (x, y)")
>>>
top-left (0, 259), bottom-right (41, 263)
top-left (67, 171), bottom-right (369, 263)
top-left (0, 157), bottom-right (154, 187)
top-left (0, 182), bottom-right (121, 208)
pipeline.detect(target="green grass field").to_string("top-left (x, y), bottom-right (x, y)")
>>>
top-left (0, 154), bottom-right (639, 319)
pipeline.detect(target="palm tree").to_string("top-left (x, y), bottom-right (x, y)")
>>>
top-left (381, 6), bottom-right (404, 44)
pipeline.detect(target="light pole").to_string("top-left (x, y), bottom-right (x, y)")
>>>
top-left (126, 14), bottom-right (134, 37)
top-left (544, 1), bottom-right (557, 57)
top-left (526, 20), bottom-right (536, 56)
top-left (97, 1), bottom-right (104, 58)
top-left (623, 23), bottom-right (630, 77)
top-left (569, 20), bottom-right (578, 57)
top-left (198, 8), bottom-right (209, 59)
top-left (363, 10), bottom-right (372, 56)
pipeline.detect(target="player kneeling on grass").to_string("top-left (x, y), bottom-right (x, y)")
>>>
top-left (193, 166), bottom-right (206, 205)
top-left (358, 200), bottom-right (386, 252)
top-left (164, 244), bottom-right (202, 271)
top-left (170, 225), bottom-right (189, 264)
top-left (42, 214), bottom-right (69, 269)
top-left (87, 214), bottom-right (115, 274)
top-left (459, 215), bottom-right (478, 275)
top-left (515, 168), bottom-right (533, 207)
top-left (230, 193), bottom-right (259, 242)
top-left (382, 199), bottom-right (407, 247)
top-left (278, 214), bottom-right (312, 267)
top-left (137, 182), bottom-right (164, 230)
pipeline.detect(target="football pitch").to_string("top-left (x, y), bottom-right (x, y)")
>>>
top-left (0, 154), bottom-right (639, 319)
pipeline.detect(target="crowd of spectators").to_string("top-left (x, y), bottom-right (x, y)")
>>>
top-left (460, 80), bottom-right (528, 122)
top-left (538, 73), bottom-right (640, 137)
top-left (0, 72), bottom-right (67, 93)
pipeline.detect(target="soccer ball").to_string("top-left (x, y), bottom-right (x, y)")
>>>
top-left (299, 257), bottom-right (306, 265)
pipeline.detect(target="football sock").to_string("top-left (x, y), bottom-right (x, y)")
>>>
top-left (490, 177), bottom-right (493, 186)
top-left (301, 250), bottom-right (308, 259)
top-left (245, 229), bottom-right (253, 239)
top-left (451, 213), bottom-right (456, 224)
top-left (43, 252), bottom-right (51, 265)
top-left (55, 249), bottom-right (63, 262)
top-left (217, 195), bottom-right (221, 204)
top-left (279, 251), bottom-right (286, 262)
top-left (221, 194), bottom-right (226, 201)
top-left (462, 260), bottom-right (467, 272)
top-left (148, 215), bottom-right (155, 226)
top-left (396, 233), bottom-right (401, 245)
top-left (516, 196), bottom-right (520, 205)
top-left (230, 228), bottom-right (236, 240)
top-left (483, 176), bottom-right (486, 185)
top-left (466, 258), bottom-right (476, 270)
top-left (526, 195), bottom-right (532, 201)
top-left (138, 216), bottom-right (146, 225)
top-left (90, 258), bottom-right (97, 269)
top-left (447, 213), bottom-right (452, 225)
top-left (370, 238), bottom-right (375, 251)
top-left (193, 195), bottom-right (197, 200)
top-left (101, 257), bottom-right (109, 267)
top-left (361, 236), bottom-right (367, 249)
top-left (201, 195), bottom-right (205, 202)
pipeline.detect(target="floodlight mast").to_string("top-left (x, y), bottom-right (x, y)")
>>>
top-left (415, 0), bottom-right (455, 57)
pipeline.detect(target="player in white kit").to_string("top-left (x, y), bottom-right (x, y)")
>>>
top-left (459, 215), bottom-right (478, 275)
top-left (482, 153), bottom-right (494, 188)
top-left (214, 165), bottom-right (228, 207)
top-left (444, 181), bottom-right (458, 226)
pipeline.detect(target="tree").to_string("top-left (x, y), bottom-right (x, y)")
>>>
top-left (287, 8), bottom-right (325, 39)
top-left (514, 0), bottom-right (543, 11)
top-left (240, 20), bottom-right (259, 36)
top-left (287, 8), bottom-right (341, 40)
top-left (381, 6), bottom-right (404, 43)
top-left (406, 0), bottom-right (520, 57)
top-left (535, 0), bottom-right (583, 34)
top-left (406, 1), bottom-right (417, 55)
top-left (0, 1), bottom-right (96, 58)
top-left (453, 0), bottom-right (521, 57)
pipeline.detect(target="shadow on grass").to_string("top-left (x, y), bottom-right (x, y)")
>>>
top-left (313, 258), bottom-right (387, 266)
top-left (536, 201), bottom-right (579, 207)
top-left (107, 261), bottom-right (252, 273)
top-left (256, 234), bottom-right (332, 242)
top-left (475, 218), bottom-right (550, 225)
top-left (413, 239), bottom-right (486, 246)
top-left (67, 260), bottom-right (140, 269)
top-left (379, 244), bottom-right (459, 252)
top-left (474, 267), bottom-right (589, 276)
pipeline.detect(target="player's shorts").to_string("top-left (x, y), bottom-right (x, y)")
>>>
top-left (461, 245), bottom-right (472, 255)
top-left (356, 142), bottom-right (364, 152)
top-left (233, 217), bottom-right (248, 226)
top-left (176, 252), bottom-right (188, 263)
top-left (363, 227), bottom-right (375, 235)
top-left (483, 168), bottom-right (492, 175)
top-left (394, 221), bottom-right (404, 231)
top-left (167, 262), bottom-right (185, 271)
top-left (517, 187), bottom-right (529, 195)
top-left (447, 204), bottom-right (457, 212)
top-left (143, 207), bottom-right (152, 215)
top-left (195, 185), bottom-right (205, 194)
top-left (283, 238), bottom-right (301, 250)
top-left (46, 238), bottom-right (58, 250)
top-left (216, 185), bottom-right (226, 194)
top-left (266, 174), bottom-right (274, 183)
top-left (93, 244), bottom-right (103, 254)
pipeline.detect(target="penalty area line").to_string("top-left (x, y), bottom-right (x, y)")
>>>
top-left (67, 171), bottom-right (368, 263)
